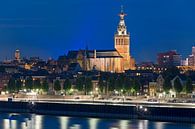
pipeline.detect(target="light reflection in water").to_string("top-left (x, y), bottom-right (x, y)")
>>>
top-left (89, 118), bottom-right (99, 129)
top-left (119, 120), bottom-right (129, 129)
top-left (31, 115), bottom-right (43, 129)
top-left (3, 120), bottom-right (17, 129)
top-left (60, 117), bottom-right (69, 129)
top-left (11, 120), bottom-right (17, 129)
top-left (0, 113), bottom-right (195, 129)
top-left (3, 119), bottom-right (10, 129)
top-left (155, 122), bottom-right (165, 129)
top-left (138, 120), bottom-right (148, 129)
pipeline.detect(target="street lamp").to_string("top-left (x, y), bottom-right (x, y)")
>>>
top-left (33, 78), bottom-right (35, 90)
top-left (95, 87), bottom-right (98, 92)
top-left (83, 84), bottom-right (86, 95)
top-left (121, 89), bottom-right (124, 96)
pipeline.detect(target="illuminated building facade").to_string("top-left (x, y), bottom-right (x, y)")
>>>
top-left (188, 46), bottom-right (195, 66)
top-left (114, 7), bottom-right (135, 71)
top-left (67, 7), bottom-right (135, 73)
top-left (15, 49), bottom-right (21, 62)
top-left (157, 50), bottom-right (181, 67)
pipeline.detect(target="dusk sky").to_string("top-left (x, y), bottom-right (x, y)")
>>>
top-left (0, 0), bottom-right (195, 63)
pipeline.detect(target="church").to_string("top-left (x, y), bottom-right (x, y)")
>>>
top-left (67, 8), bottom-right (135, 73)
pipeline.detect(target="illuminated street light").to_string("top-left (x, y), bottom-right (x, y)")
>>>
top-left (95, 87), bottom-right (98, 91)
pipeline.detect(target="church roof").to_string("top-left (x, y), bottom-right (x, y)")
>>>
top-left (67, 50), bottom-right (82, 59)
top-left (67, 49), bottom-right (122, 59)
top-left (88, 50), bottom-right (122, 58)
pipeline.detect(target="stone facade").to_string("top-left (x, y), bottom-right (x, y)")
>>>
top-left (114, 9), bottom-right (135, 70)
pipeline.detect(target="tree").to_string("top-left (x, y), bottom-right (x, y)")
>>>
top-left (25, 77), bottom-right (33, 90)
top-left (34, 79), bottom-right (41, 90)
top-left (163, 77), bottom-right (172, 93)
top-left (131, 78), bottom-right (140, 95)
top-left (7, 78), bottom-right (16, 93)
top-left (108, 75), bottom-right (115, 91)
top-left (15, 79), bottom-right (22, 92)
top-left (186, 78), bottom-right (193, 94)
top-left (54, 80), bottom-right (61, 91)
top-left (42, 80), bottom-right (49, 92)
top-left (75, 77), bottom-right (84, 91)
top-left (124, 76), bottom-right (131, 92)
top-left (63, 79), bottom-right (72, 91)
top-left (163, 67), bottom-right (180, 79)
top-left (174, 78), bottom-right (183, 94)
top-left (98, 76), bottom-right (106, 93)
top-left (114, 75), bottom-right (125, 91)
top-left (85, 77), bottom-right (92, 94)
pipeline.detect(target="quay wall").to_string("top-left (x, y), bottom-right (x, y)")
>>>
top-left (0, 101), bottom-right (194, 123)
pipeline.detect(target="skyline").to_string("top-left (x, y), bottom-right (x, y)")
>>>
top-left (0, 0), bottom-right (195, 62)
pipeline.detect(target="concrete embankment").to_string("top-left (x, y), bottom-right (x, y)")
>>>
top-left (0, 101), bottom-right (194, 123)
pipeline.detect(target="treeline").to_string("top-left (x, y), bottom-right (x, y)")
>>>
top-left (162, 67), bottom-right (194, 94)
top-left (4, 67), bottom-right (195, 95)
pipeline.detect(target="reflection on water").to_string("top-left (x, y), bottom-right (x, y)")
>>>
top-left (89, 118), bottom-right (99, 129)
top-left (0, 113), bottom-right (194, 129)
top-left (60, 117), bottom-right (69, 129)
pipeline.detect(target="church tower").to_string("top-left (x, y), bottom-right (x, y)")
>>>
top-left (114, 6), bottom-right (135, 70)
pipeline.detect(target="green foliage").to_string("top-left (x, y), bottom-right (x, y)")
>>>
top-left (163, 77), bottom-right (172, 93)
top-left (98, 76), bottom-right (106, 93)
top-left (186, 78), bottom-right (193, 93)
top-left (131, 78), bottom-right (140, 94)
top-left (6, 78), bottom-right (23, 93)
top-left (85, 77), bottom-right (92, 93)
top-left (108, 76), bottom-right (115, 91)
top-left (64, 79), bottom-right (72, 91)
top-left (75, 77), bottom-right (92, 94)
top-left (75, 77), bottom-right (84, 91)
top-left (25, 77), bottom-right (33, 90)
top-left (174, 78), bottom-right (183, 93)
top-left (124, 77), bottom-right (132, 92)
top-left (54, 80), bottom-right (61, 91)
top-left (42, 80), bottom-right (49, 92)
top-left (33, 79), bottom-right (41, 90)
top-left (7, 78), bottom-right (16, 93)
top-left (15, 79), bottom-right (22, 92)
top-left (114, 74), bottom-right (125, 91)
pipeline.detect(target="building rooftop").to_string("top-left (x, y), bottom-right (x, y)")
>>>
top-left (67, 49), bottom-right (122, 59)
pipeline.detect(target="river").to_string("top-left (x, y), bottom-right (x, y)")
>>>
top-left (0, 113), bottom-right (194, 129)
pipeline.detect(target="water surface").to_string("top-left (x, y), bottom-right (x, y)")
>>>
top-left (0, 113), bottom-right (194, 129)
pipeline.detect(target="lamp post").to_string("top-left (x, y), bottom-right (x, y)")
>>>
top-left (95, 87), bottom-right (99, 95)
top-left (33, 78), bottom-right (35, 91)
top-left (83, 84), bottom-right (86, 95)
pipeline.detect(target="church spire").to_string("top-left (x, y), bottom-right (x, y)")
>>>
top-left (121, 5), bottom-right (124, 13)
top-left (117, 5), bottom-right (128, 36)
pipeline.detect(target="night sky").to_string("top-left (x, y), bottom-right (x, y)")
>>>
top-left (0, 0), bottom-right (195, 63)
